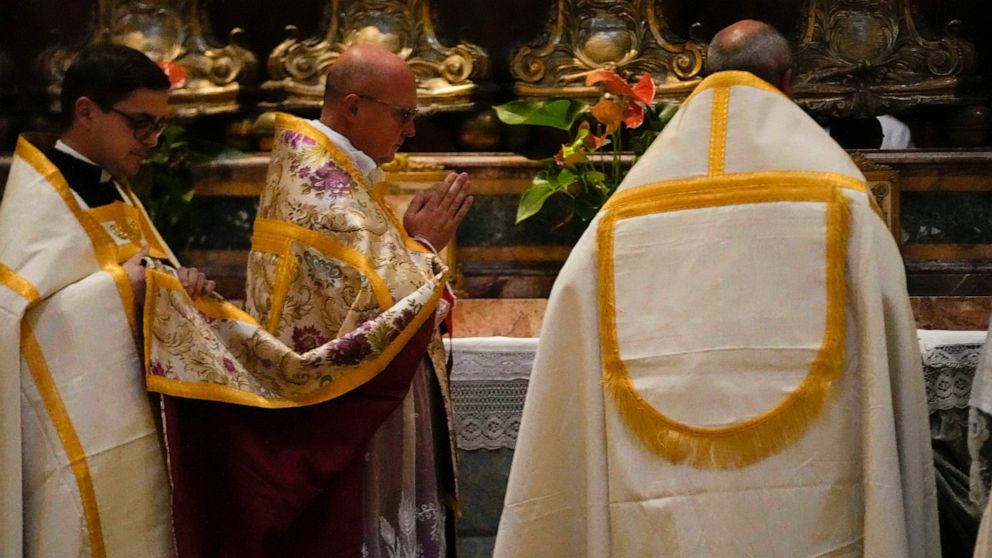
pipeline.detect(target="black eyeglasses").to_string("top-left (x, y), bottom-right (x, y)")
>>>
top-left (355, 94), bottom-right (419, 125)
top-left (105, 106), bottom-right (168, 141)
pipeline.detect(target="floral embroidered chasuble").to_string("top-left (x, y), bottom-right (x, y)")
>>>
top-left (147, 113), bottom-right (456, 556)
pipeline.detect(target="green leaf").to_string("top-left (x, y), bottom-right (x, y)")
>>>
top-left (584, 170), bottom-right (606, 185)
top-left (494, 99), bottom-right (589, 131)
top-left (557, 168), bottom-right (578, 190)
top-left (558, 130), bottom-right (590, 166)
top-left (516, 175), bottom-right (558, 224)
top-left (573, 195), bottom-right (601, 222)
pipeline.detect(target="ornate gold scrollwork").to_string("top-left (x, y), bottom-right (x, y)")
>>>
top-left (510, 0), bottom-right (704, 100)
top-left (795, 0), bottom-right (977, 117)
top-left (36, 0), bottom-right (256, 118)
top-left (263, 0), bottom-right (489, 112)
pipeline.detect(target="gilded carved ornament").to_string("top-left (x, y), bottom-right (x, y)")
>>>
top-left (850, 152), bottom-right (900, 240)
top-left (263, 0), bottom-right (489, 112)
top-left (794, 0), bottom-right (977, 117)
top-left (509, 0), bottom-right (704, 101)
top-left (36, 0), bottom-right (256, 118)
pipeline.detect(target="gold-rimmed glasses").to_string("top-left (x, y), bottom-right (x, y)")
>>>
top-left (355, 93), bottom-right (419, 125)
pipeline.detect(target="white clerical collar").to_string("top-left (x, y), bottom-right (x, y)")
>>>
top-left (308, 119), bottom-right (379, 181)
top-left (55, 139), bottom-right (115, 183)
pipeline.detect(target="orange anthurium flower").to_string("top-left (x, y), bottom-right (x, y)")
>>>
top-left (631, 73), bottom-right (656, 105)
top-left (585, 69), bottom-right (635, 98)
top-left (587, 71), bottom-right (656, 130)
top-left (622, 103), bottom-right (645, 129)
top-left (591, 99), bottom-right (623, 134)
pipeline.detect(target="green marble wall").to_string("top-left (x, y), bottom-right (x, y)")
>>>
top-left (903, 191), bottom-right (992, 244)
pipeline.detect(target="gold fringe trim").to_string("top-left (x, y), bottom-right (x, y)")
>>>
top-left (604, 171), bottom-right (867, 215)
top-left (597, 178), bottom-right (852, 469)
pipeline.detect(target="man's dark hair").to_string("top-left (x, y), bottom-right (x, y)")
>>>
top-left (60, 43), bottom-right (170, 128)
top-left (705, 22), bottom-right (793, 86)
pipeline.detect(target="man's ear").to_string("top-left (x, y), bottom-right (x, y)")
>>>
top-left (779, 67), bottom-right (795, 99)
top-left (74, 96), bottom-right (99, 129)
top-left (343, 93), bottom-right (361, 118)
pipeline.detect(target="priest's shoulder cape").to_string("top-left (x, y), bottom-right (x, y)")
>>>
top-left (143, 112), bottom-right (449, 408)
top-left (493, 71), bottom-right (939, 557)
top-left (0, 134), bottom-right (175, 557)
top-left (144, 113), bottom-right (452, 555)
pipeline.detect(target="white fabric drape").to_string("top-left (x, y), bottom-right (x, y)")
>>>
top-left (494, 72), bottom-right (938, 558)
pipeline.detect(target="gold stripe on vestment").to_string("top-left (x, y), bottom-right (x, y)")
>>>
top-left (598, 173), bottom-right (852, 469)
top-left (22, 324), bottom-right (106, 556)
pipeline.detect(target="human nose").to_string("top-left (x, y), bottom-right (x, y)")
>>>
top-left (142, 131), bottom-right (161, 148)
top-left (403, 118), bottom-right (416, 138)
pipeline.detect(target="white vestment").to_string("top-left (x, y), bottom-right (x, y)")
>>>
top-left (494, 71), bottom-right (939, 558)
top-left (0, 135), bottom-right (175, 557)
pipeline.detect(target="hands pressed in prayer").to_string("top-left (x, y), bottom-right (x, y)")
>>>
top-left (403, 172), bottom-right (474, 251)
top-left (176, 265), bottom-right (216, 299)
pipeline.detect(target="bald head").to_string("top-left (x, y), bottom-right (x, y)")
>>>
top-left (706, 20), bottom-right (793, 95)
top-left (324, 43), bottom-right (415, 104)
top-left (320, 43), bottom-right (418, 165)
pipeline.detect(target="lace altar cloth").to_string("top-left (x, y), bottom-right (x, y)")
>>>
top-left (920, 329), bottom-right (986, 412)
top-left (447, 337), bottom-right (537, 450)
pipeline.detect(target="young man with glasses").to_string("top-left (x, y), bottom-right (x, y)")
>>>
top-left (0, 44), bottom-right (212, 556)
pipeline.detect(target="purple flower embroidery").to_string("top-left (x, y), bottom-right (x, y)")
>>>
top-left (283, 130), bottom-right (316, 150)
top-left (223, 357), bottom-right (237, 372)
top-left (397, 308), bottom-right (416, 327)
top-left (150, 361), bottom-right (165, 376)
top-left (309, 164), bottom-right (352, 197)
top-left (292, 325), bottom-right (330, 353)
top-left (328, 334), bottom-right (372, 365)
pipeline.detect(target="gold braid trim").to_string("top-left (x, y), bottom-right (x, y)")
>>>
top-left (597, 176), bottom-right (852, 469)
top-left (22, 324), bottom-right (106, 555)
top-left (0, 262), bottom-right (39, 303)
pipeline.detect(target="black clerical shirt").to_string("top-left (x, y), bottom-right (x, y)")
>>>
top-left (45, 147), bottom-right (125, 208)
